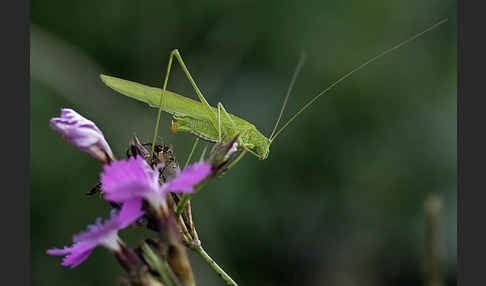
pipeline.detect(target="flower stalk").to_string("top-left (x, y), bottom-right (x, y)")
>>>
top-left (141, 243), bottom-right (181, 286)
top-left (192, 244), bottom-right (238, 286)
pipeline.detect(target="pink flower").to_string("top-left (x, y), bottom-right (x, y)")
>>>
top-left (101, 156), bottom-right (164, 208)
top-left (47, 200), bottom-right (144, 268)
top-left (163, 162), bottom-right (212, 193)
top-left (50, 108), bottom-right (115, 164)
top-left (100, 156), bottom-right (212, 208)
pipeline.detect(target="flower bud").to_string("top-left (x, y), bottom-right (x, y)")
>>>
top-left (50, 108), bottom-right (115, 164)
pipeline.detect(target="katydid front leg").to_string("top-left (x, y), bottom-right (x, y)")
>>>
top-left (217, 102), bottom-right (247, 146)
top-left (217, 102), bottom-right (255, 169)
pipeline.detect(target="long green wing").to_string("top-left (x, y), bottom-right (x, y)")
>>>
top-left (100, 74), bottom-right (251, 126)
top-left (100, 74), bottom-right (163, 108)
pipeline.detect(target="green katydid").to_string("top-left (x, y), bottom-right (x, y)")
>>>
top-left (100, 19), bottom-right (447, 164)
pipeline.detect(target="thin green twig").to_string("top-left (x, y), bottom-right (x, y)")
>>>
top-left (176, 194), bottom-right (192, 217)
top-left (141, 243), bottom-right (180, 286)
top-left (192, 244), bottom-right (238, 286)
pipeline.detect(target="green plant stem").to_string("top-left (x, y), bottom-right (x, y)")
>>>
top-left (141, 243), bottom-right (180, 286)
top-left (176, 181), bottom-right (207, 217)
top-left (176, 194), bottom-right (192, 217)
top-left (192, 245), bottom-right (238, 286)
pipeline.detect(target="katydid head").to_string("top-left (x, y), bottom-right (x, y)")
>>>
top-left (247, 128), bottom-right (270, 160)
top-left (256, 141), bottom-right (270, 160)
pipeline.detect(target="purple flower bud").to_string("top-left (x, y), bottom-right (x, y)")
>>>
top-left (47, 199), bottom-right (144, 268)
top-left (50, 108), bottom-right (115, 164)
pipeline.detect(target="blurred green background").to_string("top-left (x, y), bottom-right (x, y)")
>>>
top-left (30, 0), bottom-right (456, 285)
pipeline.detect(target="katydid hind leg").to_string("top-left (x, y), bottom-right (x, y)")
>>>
top-left (170, 49), bottom-right (221, 134)
top-left (152, 49), bottom-right (227, 159)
